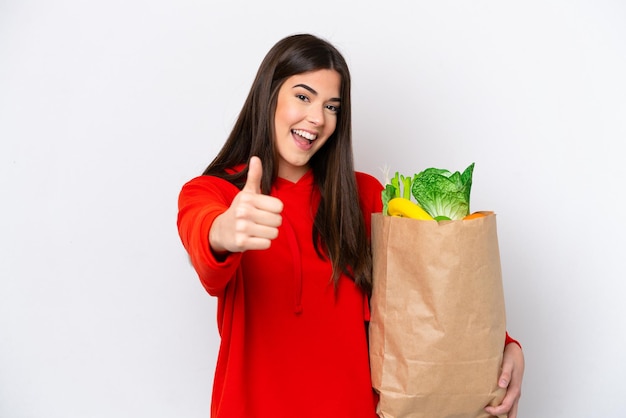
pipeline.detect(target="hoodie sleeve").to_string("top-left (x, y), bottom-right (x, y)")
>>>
top-left (177, 175), bottom-right (243, 297)
top-left (505, 332), bottom-right (522, 349)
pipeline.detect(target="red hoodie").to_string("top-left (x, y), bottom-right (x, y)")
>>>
top-left (177, 170), bottom-right (383, 418)
top-left (177, 169), bottom-right (520, 418)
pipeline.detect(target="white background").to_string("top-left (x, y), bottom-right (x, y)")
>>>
top-left (1, 1), bottom-right (625, 417)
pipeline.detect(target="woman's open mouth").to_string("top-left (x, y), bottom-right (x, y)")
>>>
top-left (292, 129), bottom-right (317, 145)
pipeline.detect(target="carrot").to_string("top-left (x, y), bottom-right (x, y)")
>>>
top-left (463, 212), bottom-right (487, 220)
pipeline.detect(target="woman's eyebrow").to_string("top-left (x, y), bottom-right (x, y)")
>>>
top-left (293, 83), bottom-right (341, 102)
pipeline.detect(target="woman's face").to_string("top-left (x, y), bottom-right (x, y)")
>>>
top-left (273, 69), bottom-right (341, 182)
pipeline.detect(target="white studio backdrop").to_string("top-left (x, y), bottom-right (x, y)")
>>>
top-left (1, 1), bottom-right (625, 417)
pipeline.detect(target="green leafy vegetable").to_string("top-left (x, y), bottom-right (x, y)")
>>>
top-left (401, 174), bottom-right (412, 200)
top-left (390, 173), bottom-right (400, 199)
top-left (410, 163), bottom-right (475, 220)
top-left (381, 183), bottom-right (397, 216)
top-left (381, 172), bottom-right (415, 215)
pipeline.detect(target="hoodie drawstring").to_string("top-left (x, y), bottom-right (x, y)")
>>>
top-left (281, 218), bottom-right (303, 314)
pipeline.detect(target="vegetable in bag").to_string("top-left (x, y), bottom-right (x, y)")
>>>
top-left (382, 162), bottom-right (479, 221)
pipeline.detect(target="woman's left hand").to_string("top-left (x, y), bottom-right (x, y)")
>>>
top-left (484, 342), bottom-right (525, 417)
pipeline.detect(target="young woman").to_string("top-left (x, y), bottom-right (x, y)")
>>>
top-left (177, 33), bottom-right (524, 418)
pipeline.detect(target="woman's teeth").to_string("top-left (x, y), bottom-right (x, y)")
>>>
top-left (293, 129), bottom-right (317, 144)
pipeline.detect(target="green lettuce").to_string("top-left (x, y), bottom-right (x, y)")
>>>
top-left (410, 163), bottom-right (475, 220)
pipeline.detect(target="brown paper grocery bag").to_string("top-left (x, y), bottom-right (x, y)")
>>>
top-left (369, 212), bottom-right (507, 418)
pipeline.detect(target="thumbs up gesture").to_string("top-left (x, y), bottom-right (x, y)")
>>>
top-left (209, 156), bottom-right (284, 253)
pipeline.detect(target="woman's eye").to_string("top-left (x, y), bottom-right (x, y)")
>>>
top-left (296, 94), bottom-right (309, 102)
top-left (326, 104), bottom-right (340, 113)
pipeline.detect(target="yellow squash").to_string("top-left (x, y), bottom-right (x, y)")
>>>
top-left (387, 198), bottom-right (434, 220)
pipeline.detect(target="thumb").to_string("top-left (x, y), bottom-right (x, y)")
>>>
top-left (498, 358), bottom-right (513, 388)
top-left (243, 156), bottom-right (263, 194)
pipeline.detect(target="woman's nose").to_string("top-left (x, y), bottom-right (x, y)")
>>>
top-left (307, 106), bottom-right (325, 126)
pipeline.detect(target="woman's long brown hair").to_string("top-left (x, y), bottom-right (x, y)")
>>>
top-left (203, 33), bottom-right (372, 294)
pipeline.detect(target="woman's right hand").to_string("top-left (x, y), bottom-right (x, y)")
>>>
top-left (209, 156), bottom-right (284, 254)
